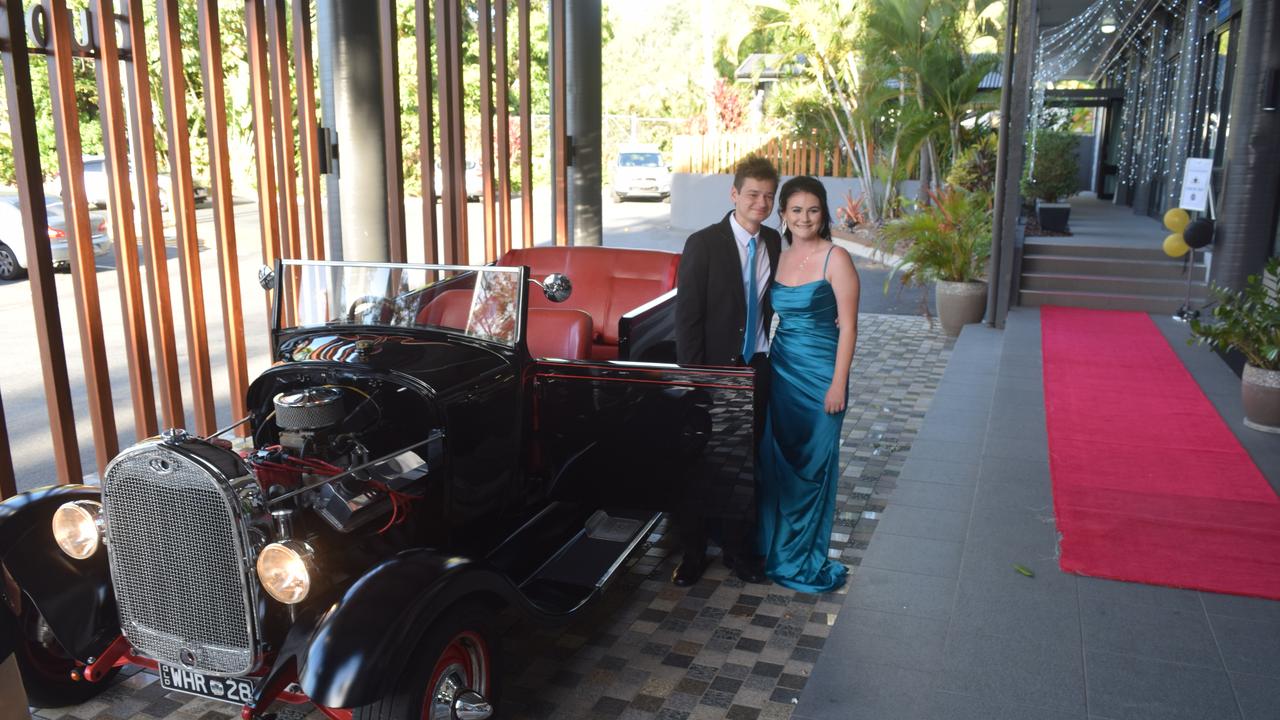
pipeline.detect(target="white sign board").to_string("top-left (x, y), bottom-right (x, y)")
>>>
top-left (1179, 157), bottom-right (1213, 212)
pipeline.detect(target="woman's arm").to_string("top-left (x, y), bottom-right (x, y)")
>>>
top-left (825, 246), bottom-right (860, 414)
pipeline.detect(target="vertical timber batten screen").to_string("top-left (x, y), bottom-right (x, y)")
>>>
top-left (93, 0), bottom-right (158, 442)
top-left (125, 0), bottom-right (185, 432)
top-left (0, 0), bottom-right (556, 498)
top-left (0, 0), bottom-right (83, 485)
top-left (48, 0), bottom-right (120, 474)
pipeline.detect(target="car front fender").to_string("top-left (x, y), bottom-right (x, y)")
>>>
top-left (297, 549), bottom-right (538, 709)
top-left (0, 485), bottom-right (119, 659)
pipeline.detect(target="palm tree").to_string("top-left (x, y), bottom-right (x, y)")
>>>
top-left (862, 0), bottom-right (999, 192)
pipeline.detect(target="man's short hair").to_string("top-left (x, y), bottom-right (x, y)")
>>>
top-left (733, 155), bottom-right (779, 191)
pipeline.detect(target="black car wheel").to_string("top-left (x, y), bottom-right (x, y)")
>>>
top-left (13, 602), bottom-right (118, 707)
top-left (0, 243), bottom-right (26, 281)
top-left (355, 606), bottom-right (497, 720)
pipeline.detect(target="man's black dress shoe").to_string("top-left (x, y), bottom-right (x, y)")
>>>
top-left (672, 555), bottom-right (706, 586)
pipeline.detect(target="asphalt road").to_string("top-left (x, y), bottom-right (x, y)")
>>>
top-left (0, 195), bottom-right (931, 491)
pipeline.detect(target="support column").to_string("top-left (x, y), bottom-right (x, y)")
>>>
top-left (987, 0), bottom-right (1018, 327)
top-left (989, 0), bottom-right (1038, 327)
top-left (565, 0), bottom-right (602, 246)
top-left (1214, 0), bottom-right (1280, 287)
top-left (317, 0), bottom-right (391, 261)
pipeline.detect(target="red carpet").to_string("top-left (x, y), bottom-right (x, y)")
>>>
top-left (1040, 306), bottom-right (1280, 599)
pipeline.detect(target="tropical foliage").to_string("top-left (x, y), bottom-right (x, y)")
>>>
top-left (1190, 257), bottom-right (1280, 371)
top-left (880, 187), bottom-right (992, 284)
top-left (748, 0), bottom-right (1001, 221)
top-left (0, 1), bottom-right (554, 197)
top-left (947, 132), bottom-right (998, 194)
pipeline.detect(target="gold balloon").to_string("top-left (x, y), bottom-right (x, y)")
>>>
top-left (1163, 208), bottom-right (1191, 233)
top-left (1163, 233), bottom-right (1190, 258)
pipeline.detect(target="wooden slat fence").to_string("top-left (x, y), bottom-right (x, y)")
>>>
top-left (0, 0), bottom-right (563, 498)
top-left (672, 133), bottom-right (858, 178)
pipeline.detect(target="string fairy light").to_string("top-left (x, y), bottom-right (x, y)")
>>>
top-left (1028, 0), bottom-right (1218, 212)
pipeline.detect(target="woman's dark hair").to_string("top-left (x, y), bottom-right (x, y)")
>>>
top-left (777, 175), bottom-right (832, 242)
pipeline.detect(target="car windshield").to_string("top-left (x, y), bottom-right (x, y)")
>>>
top-left (618, 153), bottom-right (662, 167)
top-left (278, 260), bottom-right (524, 347)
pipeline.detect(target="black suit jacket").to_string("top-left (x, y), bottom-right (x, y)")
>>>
top-left (676, 212), bottom-right (782, 366)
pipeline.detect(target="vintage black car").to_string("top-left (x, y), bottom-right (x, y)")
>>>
top-left (0, 252), bottom-right (757, 720)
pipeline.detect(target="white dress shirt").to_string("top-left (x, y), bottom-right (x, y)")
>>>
top-left (729, 213), bottom-right (771, 356)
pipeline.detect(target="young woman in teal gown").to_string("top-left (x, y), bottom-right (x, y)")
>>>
top-left (758, 175), bottom-right (860, 593)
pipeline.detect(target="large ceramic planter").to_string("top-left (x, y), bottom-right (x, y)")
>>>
top-left (1036, 201), bottom-right (1071, 233)
top-left (935, 280), bottom-right (988, 337)
top-left (1242, 364), bottom-right (1280, 433)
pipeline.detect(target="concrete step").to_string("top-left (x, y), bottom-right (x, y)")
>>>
top-left (1018, 289), bottom-right (1199, 313)
top-left (1021, 254), bottom-right (1208, 280)
top-left (1022, 240), bottom-right (1195, 262)
top-left (1020, 272), bottom-right (1210, 298)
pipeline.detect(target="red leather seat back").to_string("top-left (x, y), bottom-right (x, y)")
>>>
top-left (526, 308), bottom-right (593, 360)
top-left (415, 288), bottom-right (472, 330)
top-left (499, 247), bottom-right (679, 357)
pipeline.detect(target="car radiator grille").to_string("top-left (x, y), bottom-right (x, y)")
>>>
top-left (102, 445), bottom-right (257, 676)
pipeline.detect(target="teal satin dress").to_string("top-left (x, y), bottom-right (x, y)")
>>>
top-left (758, 248), bottom-right (849, 593)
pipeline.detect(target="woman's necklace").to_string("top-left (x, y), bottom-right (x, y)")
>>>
top-left (794, 242), bottom-right (824, 274)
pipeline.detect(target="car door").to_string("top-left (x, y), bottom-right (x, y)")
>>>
top-left (531, 360), bottom-right (757, 513)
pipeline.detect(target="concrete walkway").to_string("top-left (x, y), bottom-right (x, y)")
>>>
top-left (1048, 197), bottom-right (1168, 249)
top-left (796, 308), bottom-right (1280, 720)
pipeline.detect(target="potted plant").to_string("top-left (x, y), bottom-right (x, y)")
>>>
top-left (881, 186), bottom-right (992, 336)
top-left (1020, 130), bottom-right (1079, 233)
top-left (1189, 257), bottom-right (1280, 433)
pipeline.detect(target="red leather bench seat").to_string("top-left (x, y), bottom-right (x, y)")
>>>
top-left (498, 246), bottom-right (680, 360)
top-left (415, 289), bottom-right (594, 360)
top-left (526, 308), bottom-right (593, 360)
top-left (415, 288), bottom-right (472, 330)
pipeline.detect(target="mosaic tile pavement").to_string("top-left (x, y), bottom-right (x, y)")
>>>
top-left (32, 313), bottom-right (954, 720)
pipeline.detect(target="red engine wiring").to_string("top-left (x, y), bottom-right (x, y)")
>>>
top-left (248, 448), bottom-right (413, 534)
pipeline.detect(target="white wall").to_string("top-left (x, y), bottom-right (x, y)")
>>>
top-left (670, 173), bottom-right (922, 231)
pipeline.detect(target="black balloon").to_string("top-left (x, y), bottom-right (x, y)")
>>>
top-left (1184, 218), bottom-right (1214, 249)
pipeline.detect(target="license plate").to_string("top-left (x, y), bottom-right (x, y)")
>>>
top-left (158, 663), bottom-right (256, 705)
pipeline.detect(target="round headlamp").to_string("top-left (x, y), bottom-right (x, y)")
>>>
top-left (52, 500), bottom-right (103, 560)
top-left (256, 541), bottom-right (314, 604)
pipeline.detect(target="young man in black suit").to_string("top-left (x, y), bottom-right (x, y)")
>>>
top-left (672, 156), bottom-right (781, 586)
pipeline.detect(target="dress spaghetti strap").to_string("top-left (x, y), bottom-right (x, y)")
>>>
top-left (821, 245), bottom-right (835, 279)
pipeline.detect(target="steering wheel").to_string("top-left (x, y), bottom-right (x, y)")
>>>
top-left (346, 295), bottom-right (400, 325)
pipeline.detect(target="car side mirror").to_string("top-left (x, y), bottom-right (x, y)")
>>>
top-left (258, 265), bottom-right (276, 291)
top-left (539, 273), bottom-right (572, 303)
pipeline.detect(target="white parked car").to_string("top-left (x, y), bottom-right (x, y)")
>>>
top-left (611, 145), bottom-right (671, 202)
top-left (48, 155), bottom-right (210, 213)
top-left (433, 159), bottom-right (485, 201)
top-left (0, 195), bottom-right (113, 281)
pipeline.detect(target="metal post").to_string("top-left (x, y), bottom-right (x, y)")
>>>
top-left (566, 0), bottom-right (602, 246)
top-left (317, 0), bottom-right (391, 261)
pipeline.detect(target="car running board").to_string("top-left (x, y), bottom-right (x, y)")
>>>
top-left (517, 507), bottom-right (661, 615)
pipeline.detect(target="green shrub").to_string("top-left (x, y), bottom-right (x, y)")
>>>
top-left (1189, 257), bottom-right (1280, 370)
top-left (1020, 130), bottom-right (1079, 203)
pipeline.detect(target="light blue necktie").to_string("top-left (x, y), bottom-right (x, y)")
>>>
top-left (742, 235), bottom-right (758, 360)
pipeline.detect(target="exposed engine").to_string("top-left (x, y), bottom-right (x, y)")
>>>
top-left (244, 381), bottom-right (438, 535)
